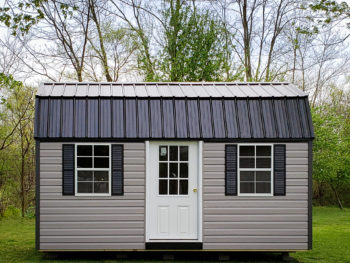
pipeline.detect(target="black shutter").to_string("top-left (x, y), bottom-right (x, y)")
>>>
top-left (225, 144), bottom-right (237, 196)
top-left (112, 144), bottom-right (124, 195)
top-left (62, 144), bottom-right (75, 195)
top-left (274, 144), bottom-right (286, 196)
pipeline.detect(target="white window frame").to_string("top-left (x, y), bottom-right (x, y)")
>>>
top-left (238, 143), bottom-right (274, 197)
top-left (75, 143), bottom-right (112, 197)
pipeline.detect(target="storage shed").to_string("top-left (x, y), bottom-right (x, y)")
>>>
top-left (34, 82), bottom-right (314, 252)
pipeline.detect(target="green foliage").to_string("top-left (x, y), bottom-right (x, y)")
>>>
top-left (0, 1), bottom-right (45, 36)
top-left (309, 0), bottom-right (350, 28)
top-left (159, 2), bottom-right (227, 81)
top-left (312, 88), bottom-right (350, 208)
top-left (0, 1), bottom-right (78, 36)
top-left (1, 205), bottom-right (21, 218)
top-left (0, 74), bottom-right (35, 217)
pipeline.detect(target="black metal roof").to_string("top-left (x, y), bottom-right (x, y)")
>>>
top-left (34, 82), bottom-right (314, 140)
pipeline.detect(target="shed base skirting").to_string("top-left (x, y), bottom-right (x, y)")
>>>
top-left (38, 249), bottom-right (303, 252)
top-left (145, 242), bottom-right (203, 250)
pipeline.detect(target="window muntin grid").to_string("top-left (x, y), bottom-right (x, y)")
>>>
top-left (158, 145), bottom-right (189, 195)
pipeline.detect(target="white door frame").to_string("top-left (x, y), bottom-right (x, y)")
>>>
top-left (145, 141), bottom-right (203, 242)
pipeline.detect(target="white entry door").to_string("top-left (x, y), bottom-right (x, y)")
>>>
top-left (146, 142), bottom-right (200, 241)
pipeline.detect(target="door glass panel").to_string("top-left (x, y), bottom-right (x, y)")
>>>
top-left (169, 163), bottom-right (178, 178)
top-left (170, 146), bottom-right (178, 161)
top-left (180, 163), bottom-right (188, 178)
top-left (159, 180), bottom-right (168, 195)
top-left (180, 146), bottom-right (188, 161)
top-left (159, 163), bottom-right (168, 178)
top-left (159, 146), bottom-right (168, 161)
top-left (158, 145), bottom-right (190, 196)
top-left (179, 180), bottom-right (188, 195)
top-left (169, 180), bottom-right (178, 195)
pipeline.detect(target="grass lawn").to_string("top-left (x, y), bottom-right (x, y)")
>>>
top-left (0, 206), bottom-right (349, 263)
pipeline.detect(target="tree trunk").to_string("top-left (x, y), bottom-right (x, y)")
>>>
top-left (241, 0), bottom-right (252, 81)
top-left (330, 184), bottom-right (343, 209)
top-left (20, 124), bottom-right (25, 217)
top-left (89, 0), bottom-right (113, 82)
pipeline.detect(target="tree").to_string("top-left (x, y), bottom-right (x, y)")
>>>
top-left (159, 0), bottom-right (227, 81)
top-left (312, 87), bottom-right (350, 209)
top-left (0, 74), bottom-right (35, 217)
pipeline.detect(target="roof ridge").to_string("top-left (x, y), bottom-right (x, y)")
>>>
top-left (37, 82), bottom-right (307, 98)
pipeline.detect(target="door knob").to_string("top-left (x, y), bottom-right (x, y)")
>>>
top-left (193, 188), bottom-right (197, 192)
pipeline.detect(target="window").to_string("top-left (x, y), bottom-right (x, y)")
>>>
top-left (75, 144), bottom-right (111, 196)
top-left (158, 145), bottom-right (189, 195)
top-left (238, 144), bottom-right (273, 196)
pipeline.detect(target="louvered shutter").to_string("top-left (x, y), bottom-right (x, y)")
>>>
top-left (112, 144), bottom-right (124, 195)
top-left (62, 144), bottom-right (75, 195)
top-left (274, 144), bottom-right (286, 196)
top-left (225, 144), bottom-right (237, 196)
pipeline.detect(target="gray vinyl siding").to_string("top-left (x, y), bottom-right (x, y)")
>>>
top-left (202, 142), bottom-right (309, 250)
top-left (39, 142), bottom-right (145, 251)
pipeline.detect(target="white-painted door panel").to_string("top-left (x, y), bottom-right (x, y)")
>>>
top-left (147, 142), bottom-right (199, 240)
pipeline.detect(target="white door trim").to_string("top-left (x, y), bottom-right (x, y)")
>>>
top-left (145, 141), bottom-right (203, 242)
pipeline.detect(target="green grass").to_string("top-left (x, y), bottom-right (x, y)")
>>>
top-left (0, 207), bottom-right (349, 263)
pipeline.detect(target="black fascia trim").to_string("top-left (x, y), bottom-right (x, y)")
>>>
top-left (308, 141), bottom-right (313, 250)
top-left (35, 138), bottom-right (314, 143)
top-left (35, 140), bottom-right (40, 250)
top-left (145, 242), bottom-right (203, 250)
top-left (36, 95), bottom-right (309, 100)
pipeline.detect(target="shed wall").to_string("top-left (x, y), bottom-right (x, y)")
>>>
top-left (39, 141), bottom-right (309, 251)
top-left (39, 142), bottom-right (145, 250)
top-left (202, 142), bottom-right (309, 250)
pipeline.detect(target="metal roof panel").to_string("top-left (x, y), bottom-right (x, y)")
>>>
top-left (137, 100), bottom-right (150, 138)
top-left (63, 84), bottom-right (77, 96)
top-left (134, 84), bottom-right (148, 97)
top-left (75, 84), bottom-right (88, 97)
top-left (35, 89), bottom-right (314, 140)
top-left (111, 84), bottom-right (123, 97)
top-left (199, 100), bottom-right (213, 138)
top-left (100, 99), bottom-right (111, 138)
top-left (39, 82), bottom-right (308, 98)
top-left (123, 84), bottom-right (136, 97)
top-left (212, 100), bottom-right (226, 138)
top-left (88, 84), bottom-right (100, 97)
top-left (100, 84), bottom-right (111, 97)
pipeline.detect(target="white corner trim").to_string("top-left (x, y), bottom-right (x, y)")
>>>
top-left (198, 141), bottom-right (203, 242)
top-left (145, 141), bottom-right (150, 242)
